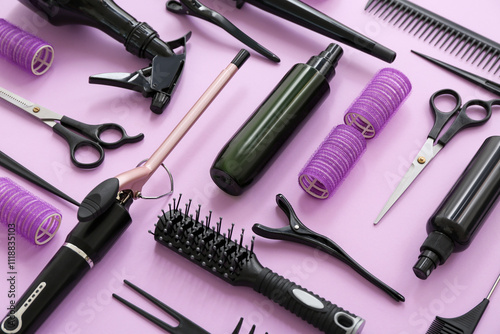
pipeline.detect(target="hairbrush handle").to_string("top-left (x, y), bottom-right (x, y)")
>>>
top-left (254, 268), bottom-right (365, 334)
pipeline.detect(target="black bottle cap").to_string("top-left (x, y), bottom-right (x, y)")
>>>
top-left (306, 43), bottom-right (343, 81)
top-left (413, 231), bottom-right (454, 280)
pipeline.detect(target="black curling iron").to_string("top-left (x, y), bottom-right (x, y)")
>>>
top-left (0, 49), bottom-right (250, 334)
top-left (19, 0), bottom-right (191, 114)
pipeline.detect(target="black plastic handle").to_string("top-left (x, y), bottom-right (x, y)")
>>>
top-left (427, 89), bottom-right (462, 141)
top-left (0, 247), bottom-right (91, 334)
top-left (52, 123), bottom-right (105, 169)
top-left (60, 116), bottom-right (144, 149)
top-left (253, 268), bottom-right (365, 334)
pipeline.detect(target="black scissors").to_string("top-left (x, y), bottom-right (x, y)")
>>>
top-left (375, 88), bottom-right (499, 224)
top-left (0, 86), bottom-right (144, 169)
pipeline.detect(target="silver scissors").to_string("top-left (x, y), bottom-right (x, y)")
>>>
top-left (374, 88), bottom-right (499, 225)
top-left (0, 86), bottom-right (144, 169)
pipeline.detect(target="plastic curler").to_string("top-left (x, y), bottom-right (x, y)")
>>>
top-left (0, 19), bottom-right (54, 75)
top-left (344, 68), bottom-right (411, 139)
top-left (0, 177), bottom-right (61, 245)
top-left (299, 124), bottom-right (367, 199)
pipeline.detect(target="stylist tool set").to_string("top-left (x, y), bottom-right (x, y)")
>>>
top-left (151, 195), bottom-right (365, 334)
top-left (0, 50), bottom-right (249, 334)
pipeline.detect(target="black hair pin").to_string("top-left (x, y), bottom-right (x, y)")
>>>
top-left (252, 194), bottom-right (405, 302)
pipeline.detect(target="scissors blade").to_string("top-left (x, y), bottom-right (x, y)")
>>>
top-left (0, 86), bottom-right (60, 127)
top-left (374, 138), bottom-right (440, 225)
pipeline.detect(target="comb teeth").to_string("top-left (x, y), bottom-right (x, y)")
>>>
top-left (425, 299), bottom-right (489, 334)
top-left (152, 196), bottom-right (257, 284)
top-left (365, 0), bottom-right (500, 74)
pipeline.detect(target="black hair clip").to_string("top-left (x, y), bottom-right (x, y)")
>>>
top-left (166, 0), bottom-right (279, 63)
top-left (113, 280), bottom-right (267, 333)
top-left (252, 194), bottom-right (405, 302)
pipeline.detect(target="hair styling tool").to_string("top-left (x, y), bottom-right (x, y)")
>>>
top-left (0, 177), bottom-right (61, 245)
top-left (0, 19), bottom-right (54, 75)
top-left (0, 151), bottom-right (80, 206)
top-left (0, 49), bottom-right (249, 334)
top-left (166, 0), bottom-right (279, 63)
top-left (234, 0), bottom-right (395, 63)
top-left (252, 194), bottom-right (405, 302)
top-left (365, 0), bottom-right (500, 74)
top-left (413, 136), bottom-right (500, 280)
top-left (20, 0), bottom-right (191, 114)
top-left (411, 50), bottom-right (500, 97)
top-left (0, 86), bottom-right (144, 169)
top-left (299, 125), bottom-right (366, 199)
top-left (375, 90), bottom-right (498, 225)
top-left (211, 44), bottom-right (342, 196)
top-left (426, 273), bottom-right (500, 334)
top-left (299, 68), bottom-right (411, 199)
top-left (151, 195), bottom-right (366, 334)
top-left (113, 280), bottom-right (267, 334)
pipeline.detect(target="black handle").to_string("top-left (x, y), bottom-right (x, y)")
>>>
top-left (253, 268), bottom-right (365, 334)
top-left (427, 89), bottom-right (461, 141)
top-left (52, 123), bottom-right (105, 169)
top-left (0, 247), bottom-right (91, 334)
top-left (437, 99), bottom-right (493, 146)
top-left (20, 0), bottom-right (175, 60)
top-left (60, 116), bottom-right (144, 149)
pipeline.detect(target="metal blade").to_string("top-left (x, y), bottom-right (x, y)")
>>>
top-left (0, 86), bottom-right (60, 127)
top-left (0, 86), bottom-right (36, 110)
top-left (374, 138), bottom-right (440, 225)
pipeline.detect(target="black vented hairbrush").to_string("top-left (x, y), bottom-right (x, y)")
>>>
top-left (151, 195), bottom-right (365, 334)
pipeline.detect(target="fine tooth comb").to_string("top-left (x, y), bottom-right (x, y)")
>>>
top-left (151, 195), bottom-right (366, 334)
top-left (365, 0), bottom-right (500, 74)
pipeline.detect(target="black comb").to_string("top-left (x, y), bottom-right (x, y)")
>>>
top-left (425, 273), bottom-right (500, 334)
top-left (365, 0), bottom-right (500, 74)
top-left (151, 195), bottom-right (366, 334)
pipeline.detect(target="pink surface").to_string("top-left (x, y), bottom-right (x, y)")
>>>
top-left (1, 0), bottom-right (500, 333)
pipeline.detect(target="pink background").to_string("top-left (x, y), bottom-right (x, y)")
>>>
top-left (1, 0), bottom-right (500, 333)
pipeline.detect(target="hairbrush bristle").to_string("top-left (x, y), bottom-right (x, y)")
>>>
top-left (152, 195), bottom-right (258, 285)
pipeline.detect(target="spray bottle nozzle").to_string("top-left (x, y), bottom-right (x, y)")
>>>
top-left (413, 231), bottom-right (454, 280)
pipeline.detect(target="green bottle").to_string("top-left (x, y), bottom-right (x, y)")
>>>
top-left (210, 43), bottom-right (343, 195)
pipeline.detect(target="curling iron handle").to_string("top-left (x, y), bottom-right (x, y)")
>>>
top-left (253, 268), bottom-right (365, 334)
top-left (0, 247), bottom-right (90, 334)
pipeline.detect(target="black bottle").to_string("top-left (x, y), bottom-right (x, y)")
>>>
top-left (210, 43), bottom-right (343, 196)
top-left (413, 136), bottom-right (500, 280)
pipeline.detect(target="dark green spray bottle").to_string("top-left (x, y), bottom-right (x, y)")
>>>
top-left (210, 43), bottom-right (343, 195)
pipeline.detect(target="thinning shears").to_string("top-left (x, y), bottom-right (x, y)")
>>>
top-left (375, 88), bottom-right (499, 225)
top-left (0, 87), bottom-right (144, 169)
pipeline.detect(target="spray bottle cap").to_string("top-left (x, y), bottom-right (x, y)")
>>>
top-left (306, 43), bottom-right (343, 81)
top-left (413, 231), bottom-right (454, 280)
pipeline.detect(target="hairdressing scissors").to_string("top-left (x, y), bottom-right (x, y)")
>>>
top-left (0, 86), bottom-right (144, 169)
top-left (375, 88), bottom-right (499, 225)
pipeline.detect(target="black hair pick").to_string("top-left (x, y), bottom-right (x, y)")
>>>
top-left (150, 194), bottom-right (366, 334)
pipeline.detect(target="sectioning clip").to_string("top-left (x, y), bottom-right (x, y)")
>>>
top-left (252, 194), bottom-right (405, 302)
top-left (166, 0), bottom-right (279, 62)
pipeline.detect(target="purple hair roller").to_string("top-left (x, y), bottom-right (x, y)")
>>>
top-left (299, 68), bottom-right (411, 199)
top-left (0, 177), bottom-right (61, 245)
top-left (299, 124), bottom-right (367, 199)
top-left (344, 68), bottom-right (411, 139)
top-left (0, 19), bottom-right (54, 75)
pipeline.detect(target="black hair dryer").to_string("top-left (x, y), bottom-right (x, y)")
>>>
top-left (20, 0), bottom-right (191, 114)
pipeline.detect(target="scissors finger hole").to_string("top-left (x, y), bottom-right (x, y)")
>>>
top-left (432, 93), bottom-right (461, 113)
top-left (73, 143), bottom-right (103, 166)
top-left (97, 126), bottom-right (125, 145)
top-left (462, 102), bottom-right (490, 121)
